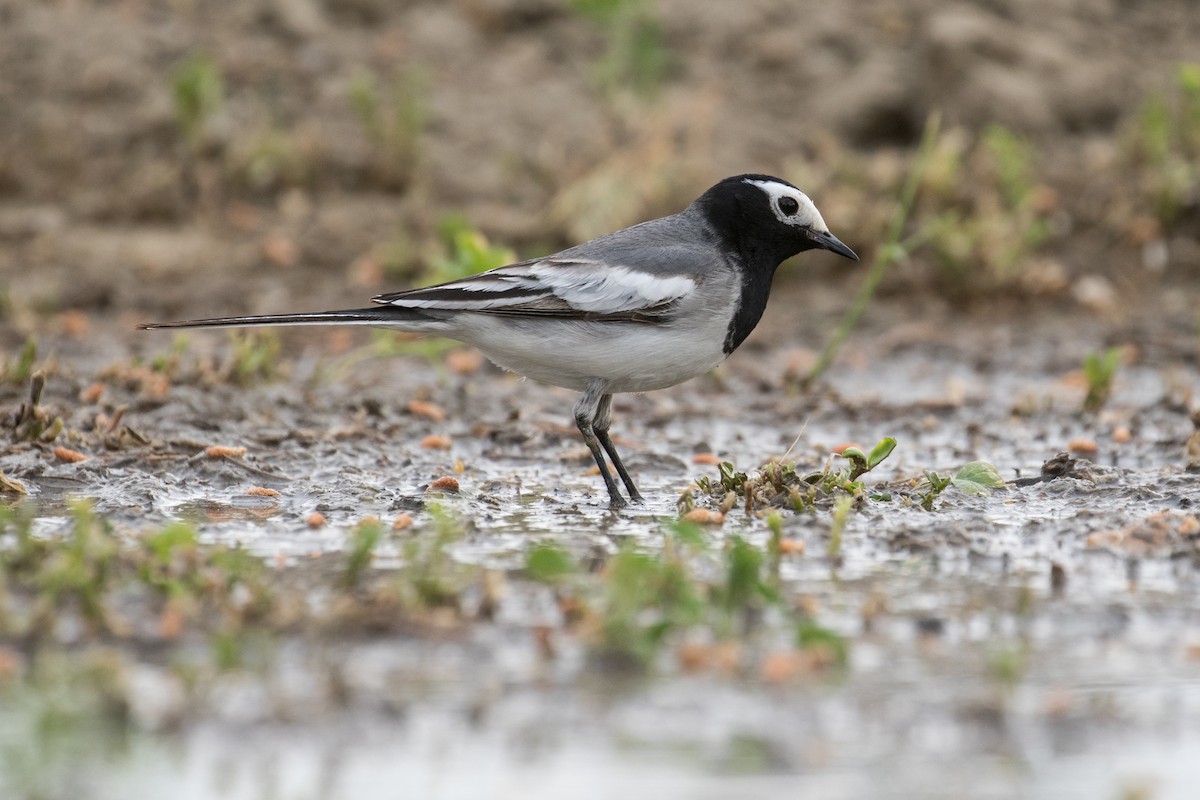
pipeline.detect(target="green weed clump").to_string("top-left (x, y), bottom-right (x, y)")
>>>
top-left (526, 522), bottom-right (847, 673)
top-left (428, 214), bottom-right (518, 283)
top-left (348, 68), bottom-right (426, 191)
top-left (594, 539), bottom-right (704, 665)
top-left (1127, 63), bottom-right (1200, 227)
top-left (571, 0), bottom-right (670, 98)
top-left (915, 123), bottom-right (1055, 296)
top-left (918, 461), bottom-right (1006, 511)
top-left (171, 55), bottom-right (224, 153)
top-left (229, 127), bottom-right (320, 192)
top-left (689, 437), bottom-right (897, 515)
top-left (688, 438), bottom-right (1004, 516)
top-left (396, 503), bottom-right (475, 610)
top-left (0, 501), bottom-right (272, 640)
top-left (342, 519), bottom-right (384, 589)
top-left (227, 330), bottom-right (283, 386)
top-left (799, 114), bottom-right (1060, 385)
top-left (1082, 346), bottom-right (1123, 413)
top-left (2, 336), bottom-right (37, 386)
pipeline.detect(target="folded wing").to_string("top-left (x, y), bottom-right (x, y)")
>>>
top-left (372, 258), bottom-right (696, 323)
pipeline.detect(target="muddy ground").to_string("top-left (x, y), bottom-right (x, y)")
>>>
top-left (2, 1), bottom-right (1200, 799)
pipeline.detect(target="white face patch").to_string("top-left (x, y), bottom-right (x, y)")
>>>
top-left (743, 178), bottom-right (828, 233)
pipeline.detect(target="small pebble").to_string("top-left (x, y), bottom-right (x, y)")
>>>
top-left (53, 446), bottom-right (88, 463)
top-left (58, 309), bottom-right (90, 338)
top-left (79, 383), bottom-right (105, 404)
top-left (779, 538), bottom-right (805, 556)
top-left (158, 605), bottom-right (184, 639)
top-left (445, 349), bottom-right (484, 375)
top-left (408, 400), bottom-right (447, 422)
top-left (428, 476), bottom-right (460, 493)
top-left (306, 512), bottom-right (327, 528)
top-left (393, 514), bottom-right (414, 531)
top-left (682, 508), bottom-right (724, 525)
top-left (246, 487), bottom-right (280, 497)
top-left (760, 651), bottom-right (807, 684)
top-left (205, 445), bottom-right (247, 458)
top-left (1112, 426), bottom-right (1132, 443)
top-left (261, 233), bottom-right (298, 267)
top-left (1067, 438), bottom-right (1099, 455)
top-left (420, 434), bottom-right (452, 450)
top-left (676, 642), bottom-right (715, 673)
top-left (692, 452), bottom-right (720, 465)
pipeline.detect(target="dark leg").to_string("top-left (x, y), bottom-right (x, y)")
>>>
top-left (594, 393), bottom-right (643, 503)
top-left (574, 381), bottom-right (625, 508)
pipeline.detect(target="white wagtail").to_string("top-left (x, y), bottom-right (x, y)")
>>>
top-left (141, 174), bottom-right (858, 507)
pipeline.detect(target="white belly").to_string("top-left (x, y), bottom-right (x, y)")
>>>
top-left (448, 315), bottom-right (729, 393)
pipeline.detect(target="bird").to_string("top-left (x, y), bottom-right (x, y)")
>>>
top-left (140, 174), bottom-right (858, 508)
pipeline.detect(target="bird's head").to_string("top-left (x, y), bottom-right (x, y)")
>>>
top-left (695, 174), bottom-right (859, 266)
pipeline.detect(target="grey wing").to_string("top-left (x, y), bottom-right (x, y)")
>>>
top-left (371, 253), bottom-right (702, 323)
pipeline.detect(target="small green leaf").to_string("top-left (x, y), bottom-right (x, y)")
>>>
top-left (951, 461), bottom-right (1005, 495)
top-left (1178, 62), bottom-right (1200, 94)
top-left (866, 437), bottom-right (897, 469)
top-left (665, 519), bottom-right (709, 549)
top-left (796, 621), bottom-right (849, 667)
top-left (839, 447), bottom-right (867, 464)
top-left (525, 544), bottom-right (575, 583)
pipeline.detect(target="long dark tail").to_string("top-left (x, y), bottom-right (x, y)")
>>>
top-left (138, 306), bottom-right (432, 331)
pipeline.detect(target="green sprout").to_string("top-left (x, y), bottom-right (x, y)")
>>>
top-left (1128, 63), bottom-right (1200, 226)
top-left (171, 55), bottom-right (224, 152)
top-left (595, 541), bottom-right (702, 666)
top-left (348, 68), bottom-right (426, 190)
top-left (397, 503), bottom-right (474, 609)
top-left (827, 495), bottom-right (852, 558)
top-left (571, 0), bottom-right (669, 98)
top-left (228, 330), bottom-right (282, 386)
top-left (806, 114), bottom-right (942, 385)
top-left (430, 215), bottom-right (518, 283)
top-left (32, 501), bottom-right (120, 630)
top-left (233, 128), bottom-right (317, 192)
top-left (2, 336), bottom-right (37, 386)
top-left (525, 543), bottom-right (577, 585)
top-left (1082, 346), bottom-right (1122, 413)
top-left (342, 519), bottom-right (384, 589)
top-left (796, 620), bottom-right (849, 669)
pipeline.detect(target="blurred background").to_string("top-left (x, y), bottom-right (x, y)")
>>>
top-left (1, 0), bottom-right (1197, 335)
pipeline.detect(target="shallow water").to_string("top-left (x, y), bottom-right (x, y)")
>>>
top-left (2, 297), bottom-right (1199, 799)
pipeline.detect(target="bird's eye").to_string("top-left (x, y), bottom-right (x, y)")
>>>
top-left (778, 196), bottom-right (800, 216)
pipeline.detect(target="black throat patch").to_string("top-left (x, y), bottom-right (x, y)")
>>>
top-left (722, 252), bottom-right (779, 354)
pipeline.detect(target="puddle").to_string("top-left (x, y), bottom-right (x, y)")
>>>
top-left (2, 299), bottom-right (1199, 799)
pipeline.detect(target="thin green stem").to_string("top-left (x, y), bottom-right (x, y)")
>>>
top-left (805, 111), bottom-right (942, 386)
